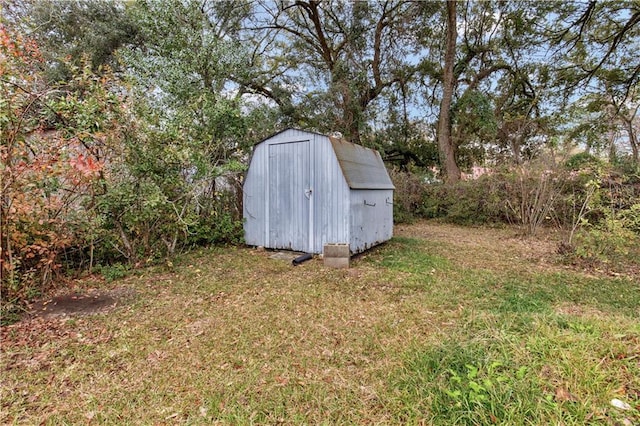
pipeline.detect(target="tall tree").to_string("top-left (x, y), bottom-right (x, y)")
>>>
top-left (437, 0), bottom-right (460, 182)
top-left (123, 0), bottom-right (252, 162)
top-left (8, 0), bottom-right (140, 82)
top-left (244, 0), bottom-right (420, 144)
top-left (567, 86), bottom-right (639, 164)
top-left (417, 1), bottom-right (554, 175)
top-left (551, 1), bottom-right (640, 164)
top-left (552, 0), bottom-right (640, 102)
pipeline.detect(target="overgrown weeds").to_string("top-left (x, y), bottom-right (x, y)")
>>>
top-left (0, 31), bottom-right (246, 320)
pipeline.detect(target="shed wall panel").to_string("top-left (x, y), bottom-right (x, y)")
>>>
top-left (243, 143), bottom-right (268, 247)
top-left (268, 140), bottom-right (310, 251)
top-left (349, 189), bottom-right (394, 253)
top-left (310, 134), bottom-right (350, 253)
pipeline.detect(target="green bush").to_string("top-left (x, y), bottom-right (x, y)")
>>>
top-left (188, 211), bottom-right (244, 246)
top-left (619, 203), bottom-right (640, 235)
top-left (564, 152), bottom-right (603, 171)
top-left (560, 159), bottom-right (640, 272)
top-left (98, 263), bottom-right (130, 282)
top-left (572, 217), bottom-right (640, 271)
top-left (388, 167), bottom-right (430, 224)
top-left (419, 175), bottom-right (510, 226)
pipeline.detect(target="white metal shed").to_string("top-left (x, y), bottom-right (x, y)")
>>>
top-left (243, 128), bottom-right (394, 254)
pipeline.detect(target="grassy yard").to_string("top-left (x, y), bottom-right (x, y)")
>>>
top-left (1, 221), bottom-right (639, 424)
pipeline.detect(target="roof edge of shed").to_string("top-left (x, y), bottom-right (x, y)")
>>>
top-left (329, 136), bottom-right (395, 190)
top-left (252, 127), bottom-right (327, 146)
top-left (252, 128), bottom-right (395, 190)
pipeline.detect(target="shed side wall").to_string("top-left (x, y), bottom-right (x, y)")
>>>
top-left (243, 142), bottom-right (268, 247)
top-left (349, 189), bottom-right (394, 253)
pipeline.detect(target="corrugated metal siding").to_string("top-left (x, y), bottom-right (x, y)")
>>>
top-left (349, 189), bottom-right (394, 253)
top-left (268, 140), bottom-right (310, 251)
top-left (243, 142), bottom-right (268, 247)
top-left (311, 134), bottom-right (350, 253)
top-left (244, 129), bottom-right (313, 249)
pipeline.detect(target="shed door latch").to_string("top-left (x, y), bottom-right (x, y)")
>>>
top-left (364, 200), bottom-right (376, 207)
top-left (305, 188), bottom-right (313, 199)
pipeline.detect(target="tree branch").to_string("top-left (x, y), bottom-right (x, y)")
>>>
top-left (296, 0), bottom-right (335, 69)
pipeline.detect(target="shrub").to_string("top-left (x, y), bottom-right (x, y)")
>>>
top-left (420, 174), bottom-right (511, 226)
top-left (388, 167), bottom-right (429, 223)
top-left (560, 160), bottom-right (640, 272)
top-left (619, 203), bottom-right (640, 235)
top-left (1, 30), bottom-right (124, 317)
top-left (571, 215), bottom-right (640, 272)
top-left (501, 164), bottom-right (567, 235)
top-left (0, 26), bottom-right (249, 319)
top-left (564, 152), bottom-right (603, 171)
top-left (98, 263), bottom-right (130, 282)
top-left (187, 188), bottom-right (245, 247)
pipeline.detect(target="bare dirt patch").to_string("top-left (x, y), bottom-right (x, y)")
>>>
top-left (268, 250), bottom-right (306, 261)
top-left (27, 286), bottom-right (136, 319)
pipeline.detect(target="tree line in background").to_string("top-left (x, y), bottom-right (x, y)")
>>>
top-left (1, 0), bottom-right (639, 319)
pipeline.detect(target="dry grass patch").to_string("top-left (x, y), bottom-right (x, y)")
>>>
top-left (554, 303), bottom-right (609, 319)
top-left (395, 221), bottom-right (564, 274)
top-left (2, 221), bottom-right (639, 424)
top-left (1, 246), bottom-right (461, 423)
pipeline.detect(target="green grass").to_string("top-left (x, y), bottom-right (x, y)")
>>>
top-left (2, 223), bottom-right (639, 424)
top-left (390, 310), bottom-right (640, 425)
top-left (369, 235), bottom-right (640, 425)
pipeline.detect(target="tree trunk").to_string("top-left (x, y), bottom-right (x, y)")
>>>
top-left (437, 0), bottom-right (461, 183)
top-left (608, 127), bottom-right (617, 163)
top-left (511, 133), bottom-right (522, 165)
top-left (340, 84), bottom-right (360, 143)
top-left (628, 118), bottom-right (639, 164)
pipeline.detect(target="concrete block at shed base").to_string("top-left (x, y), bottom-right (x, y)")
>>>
top-left (324, 243), bottom-right (350, 268)
top-left (324, 257), bottom-right (350, 268)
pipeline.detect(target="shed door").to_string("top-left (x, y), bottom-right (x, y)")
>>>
top-left (268, 141), bottom-right (311, 251)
